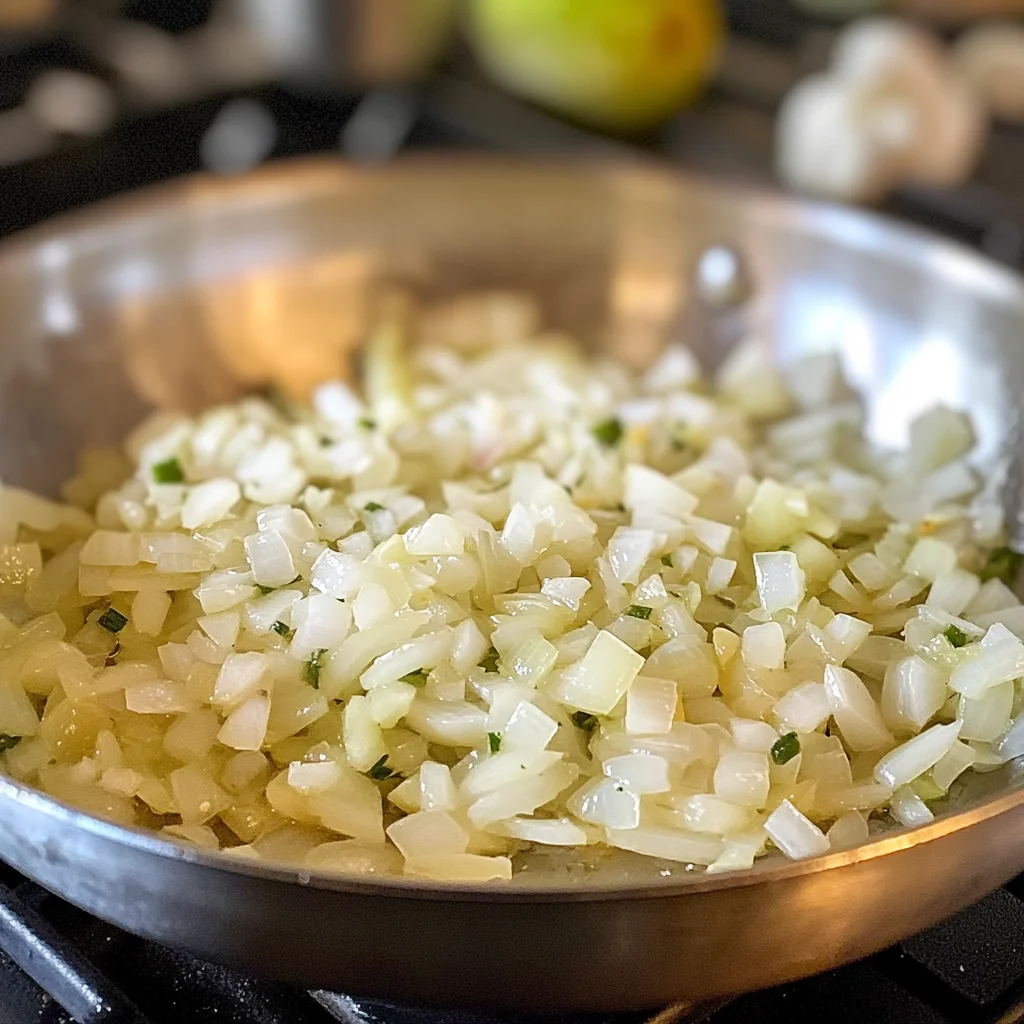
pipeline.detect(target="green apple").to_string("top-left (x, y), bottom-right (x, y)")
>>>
top-left (466, 0), bottom-right (723, 131)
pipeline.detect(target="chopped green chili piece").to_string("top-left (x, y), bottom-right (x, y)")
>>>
top-left (943, 625), bottom-right (970, 648)
top-left (479, 647), bottom-right (500, 673)
top-left (625, 604), bottom-right (652, 620)
top-left (272, 620), bottom-right (294, 639)
top-left (304, 648), bottom-right (327, 688)
top-left (771, 731), bottom-right (801, 766)
top-left (97, 608), bottom-right (128, 634)
top-left (364, 501), bottom-right (386, 513)
top-left (402, 670), bottom-right (428, 687)
top-left (591, 417), bottom-right (623, 447)
top-left (660, 555), bottom-right (673, 567)
top-left (570, 711), bottom-right (599, 733)
top-left (151, 457), bottom-right (184, 484)
top-left (357, 417), bottom-right (376, 430)
top-left (0, 734), bottom-right (21, 753)
top-left (980, 546), bottom-right (1024, 584)
top-left (487, 732), bottom-right (502, 754)
top-left (366, 754), bottom-right (395, 781)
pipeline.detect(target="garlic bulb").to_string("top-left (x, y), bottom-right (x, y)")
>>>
top-left (776, 17), bottom-right (986, 203)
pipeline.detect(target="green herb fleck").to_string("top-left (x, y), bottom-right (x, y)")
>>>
top-left (479, 647), bottom-right (500, 673)
top-left (304, 648), bottom-right (327, 689)
top-left (661, 555), bottom-right (673, 567)
top-left (625, 604), bottom-right (652, 620)
top-left (364, 501), bottom-right (386, 513)
top-left (401, 670), bottom-right (428, 687)
top-left (670, 438), bottom-right (690, 453)
top-left (487, 732), bottom-right (502, 754)
top-left (366, 754), bottom-right (395, 781)
top-left (320, 435), bottom-right (334, 447)
top-left (97, 608), bottom-right (128, 634)
top-left (357, 417), bottom-right (376, 431)
top-left (591, 417), bottom-right (624, 447)
top-left (771, 731), bottom-right (801, 766)
top-left (943, 625), bottom-right (970, 649)
top-left (272, 620), bottom-right (294, 639)
top-left (778, 544), bottom-right (791, 552)
top-left (0, 734), bottom-right (21, 753)
top-left (980, 546), bottom-right (1024, 584)
top-left (151, 457), bottom-right (184, 484)
top-left (570, 711), bottom-right (599, 734)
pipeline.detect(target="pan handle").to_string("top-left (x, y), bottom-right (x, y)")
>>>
top-left (0, 879), bottom-right (148, 1024)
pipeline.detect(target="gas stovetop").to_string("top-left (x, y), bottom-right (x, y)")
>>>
top-left (3, 5), bottom-right (1024, 1023)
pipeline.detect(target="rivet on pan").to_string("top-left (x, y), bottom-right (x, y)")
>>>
top-left (694, 245), bottom-right (752, 309)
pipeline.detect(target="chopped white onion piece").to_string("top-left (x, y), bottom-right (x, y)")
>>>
top-left (774, 682), bottom-right (831, 733)
top-left (881, 655), bottom-right (946, 734)
top-left (753, 551), bottom-right (805, 613)
top-left (890, 785), bottom-right (934, 827)
top-left (124, 680), bottom-right (191, 715)
top-left (418, 761), bottom-right (458, 812)
top-left (211, 652), bottom-right (270, 709)
top-left (288, 759), bottom-right (342, 794)
top-left (826, 811), bottom-right (869, 850)
top-left (601, 753), bottom-right (671, 794)
top-left (568, 777), bottom-right (641, 829)
top-left (607, 527), bottom-right (656, 586)
top-left (218, 694), bottom-right (271, 751)
top-left (729, 718), bottom-right (778, 753)
top-left (713, 749), bottom-right (770, 808)
top-left (823, 664), bottom-right (893, 751)
top-left (497, 816), bottom-right (588, 846)
top-left (546, 630), bottom-right (644, 715)
top-left (625, 676), bottom-right (678, 735)
top-left (623, 465), bottom-right (698, 519)
top-left (605, 826), bottom-right (723, 865)
top-left (291, 594), bottom-right (351, 660)
top-left (874, 721), bottom-right (962, 789)
top-left (679, 794), bottom-right (755, 834)
top-left (932, 740), bottom-right (975, 790)
top-left (742, 622), bottom-right (786, 672)
top-left (958, 681), bottom-right (1013, 742)
top-left (949, 623), bottom-right (1024, 698)
top-left (540, 576), bottom-right (591, 611)
top-left (903, 538), bottom-right (958, 583)
top-left (461, 749), bottom-right (563, 798)
top-left (503, 701), bottom-right (559, 751)
top-left (764, 799), bottom-right (829, 860)
top-left (181, 479), bottom-right (241, 530)
top-left (386, 810), bottom-right (469, 859)
top-left (404, 514), bottom-right (466, 556)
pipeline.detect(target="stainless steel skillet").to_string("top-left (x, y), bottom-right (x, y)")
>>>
top-left (0, 156), bottom-right (1023, 1013)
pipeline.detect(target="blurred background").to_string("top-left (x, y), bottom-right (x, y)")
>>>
top-left (1, 0), bottom-right (1024, 266)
